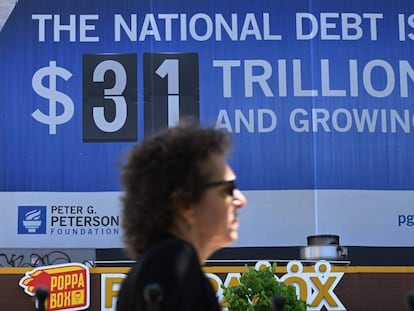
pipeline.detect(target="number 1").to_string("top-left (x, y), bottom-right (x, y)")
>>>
top-left (155, 59), bottom-right (179, 126)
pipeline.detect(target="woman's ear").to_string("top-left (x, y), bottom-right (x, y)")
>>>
top-left (171, 190), bottom-right (194, 226)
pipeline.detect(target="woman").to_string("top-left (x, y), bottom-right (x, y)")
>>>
top-left (116, 122), bottom-right (246, 311)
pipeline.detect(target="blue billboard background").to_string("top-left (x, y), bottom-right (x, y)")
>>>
top-left (1, 0), bottom-right (414, 192)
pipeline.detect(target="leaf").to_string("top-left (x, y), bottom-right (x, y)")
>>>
top-left (221, 264), bottom-right (308, 311)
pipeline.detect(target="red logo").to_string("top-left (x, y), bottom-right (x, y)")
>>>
top-left (19, 263), bottom-right (90, 311)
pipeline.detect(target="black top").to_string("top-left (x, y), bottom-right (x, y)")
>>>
top-left (116, 235), bottom-right (221, 311)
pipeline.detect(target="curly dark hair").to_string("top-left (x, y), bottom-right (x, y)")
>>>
top-left (120, 122), bottom-right (232, 258)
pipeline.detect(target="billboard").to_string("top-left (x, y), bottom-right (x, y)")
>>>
top-left (1, 0), bottom-right (414, 247)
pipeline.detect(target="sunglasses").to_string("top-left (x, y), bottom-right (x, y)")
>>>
top-left (204, 179), bottom-right (237, 197)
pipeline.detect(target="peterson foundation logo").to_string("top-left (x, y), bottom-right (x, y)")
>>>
top-left (18, 205), bottom-right (47, 234)
top-left (19, 263), bottom-right (90, 311)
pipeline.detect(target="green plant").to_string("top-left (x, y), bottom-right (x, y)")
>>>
top-left (221, 264), bottom-right (308, 311)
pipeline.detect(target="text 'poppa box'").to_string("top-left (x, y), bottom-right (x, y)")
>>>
top-left (19, 263), bottom-right (90, 311)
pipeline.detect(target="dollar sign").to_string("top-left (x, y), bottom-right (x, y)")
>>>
top-left (31, 61), bottom-right (74, 134)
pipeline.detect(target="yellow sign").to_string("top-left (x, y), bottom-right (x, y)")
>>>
top-left (101, 260), bottom-right (345, 311)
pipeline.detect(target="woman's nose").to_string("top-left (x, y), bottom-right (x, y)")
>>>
top-left (233, 189), bottom-right (247, 208)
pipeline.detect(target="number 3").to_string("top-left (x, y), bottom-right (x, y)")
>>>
top-left (92, 60), bottom-right (127, 132)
